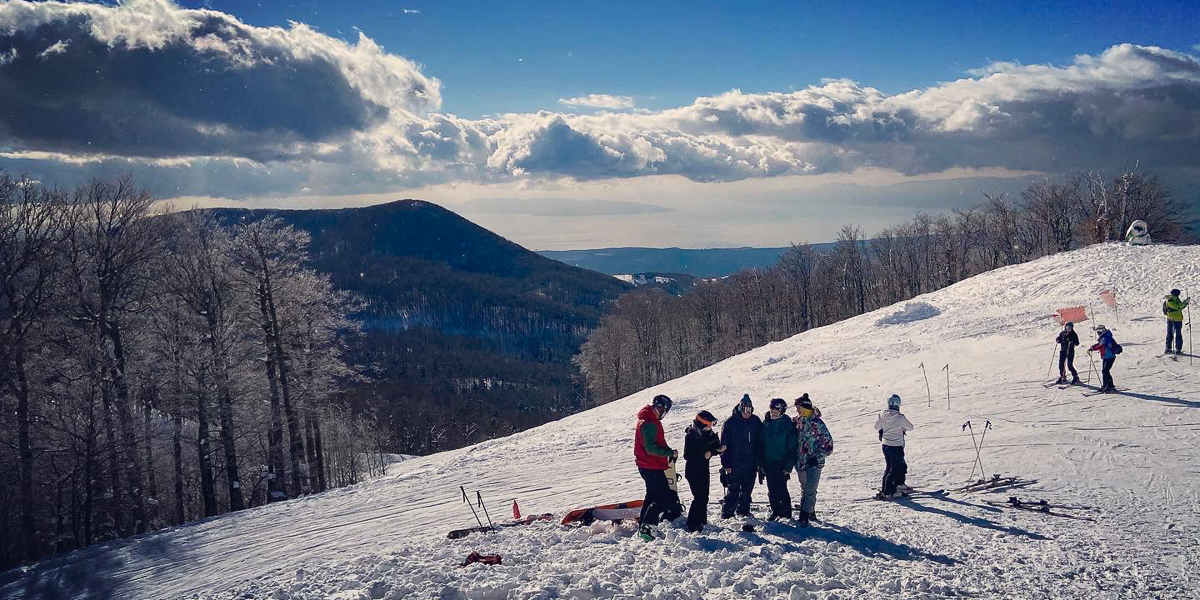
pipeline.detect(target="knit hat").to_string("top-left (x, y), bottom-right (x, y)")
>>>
top-left (794, 393), bottom-right (813, 410)
top-left (739, 393), bottom-right (753, 411)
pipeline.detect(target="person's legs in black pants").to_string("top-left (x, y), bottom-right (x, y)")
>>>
top-left (722, 468), bottom-right (756, 517)
top-left (1064, 348), bottom-right (1078, 380)
top-left (638, 467), bottom-right (671, 526)
top-left (882, 445), bottom-right (907, 495)
top-left (685, 464), bottom-right (709, 532)
top-left (1167, 320), bottom-right (1183, 353)
top-left (763, 461), bottom-right (792, 519)
top-left (1102, 357), bottom-right (1116, 390)
top-left (881, 445), bottom-right (896, 495)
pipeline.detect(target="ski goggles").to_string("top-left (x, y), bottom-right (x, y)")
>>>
top-left (695, 414), bottom-right (716, 427)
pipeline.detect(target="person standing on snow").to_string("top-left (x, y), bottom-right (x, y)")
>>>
top-left (793, 394), bottom-right (833, 526)
top-left (1164, 289), bottom-right (1190, 356)
top-left (1056, 322), bottom-right (1081, 385)
top-left (634, 394), bottom-right (677, 540)
top-left (720, 394), bottom-right (763, 519)
top-left (1125, 220), bottom-right (1151, 246)
top-left (874, 394), bottom-right (914, 499)
top-left (761, 398), bottom-right (798, 520)
top-left (683, 410), bottom-right (725, 533)
top-left (1088, 325), bottom-right (1122, 393)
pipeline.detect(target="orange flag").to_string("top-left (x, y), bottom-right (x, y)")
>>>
top-left (1052, 306), bottom-right (1088, 325)
top-left (1099, 290), bottom-right (1116, 309)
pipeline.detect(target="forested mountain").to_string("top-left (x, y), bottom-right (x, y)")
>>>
top-left (206, 200), bottom-right (631, 453)
top-left (537, 246), bottom-right (807, 277)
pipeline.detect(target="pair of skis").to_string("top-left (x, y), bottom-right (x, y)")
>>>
top-left (984, 496), bottom-right (1097, 521)
top-left (955, 474), bottom-right (1038, 493)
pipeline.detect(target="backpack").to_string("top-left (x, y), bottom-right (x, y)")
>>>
top-left (1163, 301), bottom-right (1170, 315)
top-left (1113, 342), bottom-right (1123, 355)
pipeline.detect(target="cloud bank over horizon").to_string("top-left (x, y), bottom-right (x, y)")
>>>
top-left (2, 0), bottom-right (1200, 201)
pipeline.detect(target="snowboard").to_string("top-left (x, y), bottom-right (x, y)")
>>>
top-left (560, 500), bottom-right (643, 526)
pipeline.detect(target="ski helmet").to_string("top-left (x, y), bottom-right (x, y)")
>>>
top-left (695, 410), bottom-right (717, 427)
top-left (769, 398), bottom-right (787, 413)
top-left (652, 394), bottom-right (673, 414)
top-left (887, 394), bottom-right (902, 409)
top-left (739, 394), bottom-right (753, 411)
top-left (1171, 288), bottom-right (1181, 297)
top-left (1064, 321), bottom-right (1074, 330)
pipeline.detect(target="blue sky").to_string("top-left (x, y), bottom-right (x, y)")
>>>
top-left (178, 0), bottom-right (1200, 117)
top-left (2, 0), bottom-right (1200, 248)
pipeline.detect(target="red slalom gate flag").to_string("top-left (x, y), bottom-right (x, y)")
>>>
top-left (512, 499), bottom-right (521, 519)
top-left (1052, 306), bottom-right (1088, 325)
top-left (1099, 290), bottom-right (1117, 309)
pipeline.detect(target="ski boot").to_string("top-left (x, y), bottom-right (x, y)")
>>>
top-left (796, 511), bottom-right (811, 527)
top-left (638, 525), bottom-right (654, 541)
top-left (1054, 376), bottom-right (1067, 385)
top-left (874, 492), bottom-right (895, 500)
top-left (1070, 376), bottom-right (1081, 385)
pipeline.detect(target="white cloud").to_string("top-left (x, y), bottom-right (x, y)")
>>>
top-left (401, 9), bottom-right (420, 15)
top-left (558, 94), bottom-right (636, 110)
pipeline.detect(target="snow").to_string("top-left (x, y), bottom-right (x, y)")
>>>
top-left (875, 301), bottom-right (941, 326)
top-left (4, 243), bottom-right (1200, 600)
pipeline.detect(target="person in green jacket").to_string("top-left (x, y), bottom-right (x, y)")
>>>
top-left (1164, 289), bottom-right (1190, 355)
top-left (760, 398), bottom-right (798, 520)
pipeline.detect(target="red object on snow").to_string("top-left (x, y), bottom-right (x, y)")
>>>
top-left (461, 552), bottom-right (502, 567)
top-left (1052, 306), bottom-right (1088, 325)
top-left (512, 499), bottom-right (521, 519)
top-left (1099, 290), bottom-right (1117, 309)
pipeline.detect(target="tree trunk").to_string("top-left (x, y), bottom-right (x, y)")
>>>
top-left (172, 409), bottom-right (185, 525)
top-left (304, 411), bottom-right (319, 492)
top-left (105, 321), bottom-right (147, 534)
top-left (312, 414), bottom-right (327, 493)
top-left (14, 350), bottom-right (37, 563)
top-left (264, 290), bottom-right (305, 498)
top-left (100, 374), bottom-right (125, 536)
top-left (195, 384), bottom-right (217, 518)
top-left (263, 350), bottom-right (288, 502)
top-left (143, 385), bottom-right (158, 507)
top-left (207, 316), bottom-right (245, 511)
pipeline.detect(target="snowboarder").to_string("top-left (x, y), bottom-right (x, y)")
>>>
top-left (1164, 289), bottom-right (1190, 355)
top-left (720, 394), bottom-right (763, 520)
top-left (1088, 325), bottom-right (1122, 393)
top-left (634, 394), bottom-right (677, 540)
top-left (761, 398), bottom-right (798, 520)
top-left (683, 410), bottom-right (725, 532)
top-left (793, 394), bottom-right (833, 526)
top-left (1055, 322), bottom-right (1081, 384)
top-left (874, 394), bottom-right (914, 499)
top-left (1125, 220), bottom-right (1151, 246)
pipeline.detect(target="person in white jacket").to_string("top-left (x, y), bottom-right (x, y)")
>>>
top-left (873, 394), bottom-right (914, 499)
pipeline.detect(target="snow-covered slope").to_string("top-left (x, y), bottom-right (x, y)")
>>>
top-left (5, 243), bottom-right (1200, 600)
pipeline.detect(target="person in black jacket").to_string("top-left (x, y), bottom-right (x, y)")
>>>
top-left (683, 410), bottom-right (725, 532)
top-left (1056, 321), bottom-right (1080, 385)
top-left (720, 394), bottom-right (764, 519)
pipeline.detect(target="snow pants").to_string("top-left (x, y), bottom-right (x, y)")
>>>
top-left (763, 461), bottom-right (792, 519)
top-left (797, 466), bottom-right (822, 514)
top-left (1058, 347), bottom-right (1077, 379)
top-left (684, 461), bottom-right (710, 532)
top-left (721, 468), bottom-right (756, 518)
top-left (1167, 320), bottom-right (1183, 353)
top-left (637, 467), bottom-right (674, 527)
top-left (881, 444), bottom-right (907, 495)
top-left (1102, 357), bottom-right (1116, 390)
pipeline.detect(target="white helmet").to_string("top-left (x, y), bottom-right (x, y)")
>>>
top-left (887, 394), bottom-right (902, 409)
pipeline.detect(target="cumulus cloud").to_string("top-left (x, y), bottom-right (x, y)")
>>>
top-left (558, 94), bottom-right (636, 110)
top-left (0, 0), bottom-right (1198, 200)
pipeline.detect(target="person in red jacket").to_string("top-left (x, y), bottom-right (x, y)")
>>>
top-left (634, 394), bottom-right (677, 541)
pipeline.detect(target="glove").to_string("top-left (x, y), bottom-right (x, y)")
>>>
top-left (783, 471), bottom-right (790, 481)
top-left (878, 429), bottom-right (884, 441)
top-left (719, 471), bottom-right (729, 488)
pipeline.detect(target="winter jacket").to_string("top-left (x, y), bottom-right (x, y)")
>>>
top-left (796, 414), bottom-right (834, 470)
top-left (761, 414), bottom-right (798, 471)
top-left (683, 425), bottom-right (722, 464)
top-left (634, 405), bottom-right (672, 470)
top-left (1089, 330), bottom-right (1120, 360)
top-left (1056, 330), bottom-right (1079, 351)
top-left (874, 409), bottom-right (913, 447)
top-left (719, 406), bottom-right (763, 473)
top-left (1165, 295), bottom-right (1189, 322)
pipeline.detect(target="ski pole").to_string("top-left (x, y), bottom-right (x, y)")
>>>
top-left (1086, 351), bottom-right (1098, 385)
top-left (920, 362), bottom-right (931, 407)
top-left (1187, 287), bottom-right (1193, 366)
top-left (974, 420), bottom-right (993, 480)
top-left (476, 491), bottom-right (495, 528)
top-left (1045, 342), bottom-right (1057, 380)
top-left (942, 364), bottom-right (950, 410)
top-left (962, 421), bottom-right (981, 482)
top-left (461, 486), bottom-right (484, 528)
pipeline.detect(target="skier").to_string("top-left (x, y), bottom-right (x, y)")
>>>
top-left (760, 398), bottom-right (798, 520)
top-left (633, 394), bottom-right (677, 540)
top-left (720, 394), bottom-right (763, 520)
top-left (682, 410), bottom-right (725, 532)
top-left (874, 394), bottom-right (914, 499)
top-left (793, 394), bottom-right (833, 526)
top-left (1088, 325), bottom-right (1122, 393)
top-left (1163, 289), bottom-right (1190, 355)
top-left (1055, 322), bottom-right (1081, 385)
top-left (1125, 220), bottom-right (1151, 246)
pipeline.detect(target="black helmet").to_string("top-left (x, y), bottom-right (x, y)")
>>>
top-left (695, 410), bottom-right (717, 426)
top-left (652, 394), bottom-right (672, 414)
top-left (1171, 289), bottom-right (1180, 297)
top-left (769, 398), bottom-right (787, 412)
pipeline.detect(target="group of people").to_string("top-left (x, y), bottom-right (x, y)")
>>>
top-left (634, 392), bottom-right (849, 539)
top-left (1053, 288), bottom-right (1190, 393)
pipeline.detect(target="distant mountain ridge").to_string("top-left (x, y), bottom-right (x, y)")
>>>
top-left (204, 200), bottom-right (631, 452)
top-left (539, 244), bottom-right (836, 278)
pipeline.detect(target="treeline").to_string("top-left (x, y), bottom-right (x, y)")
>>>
top-left (575, 170), bottom-right (1192, 402)
top-left (0, 175), bottom-right (388, 568)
